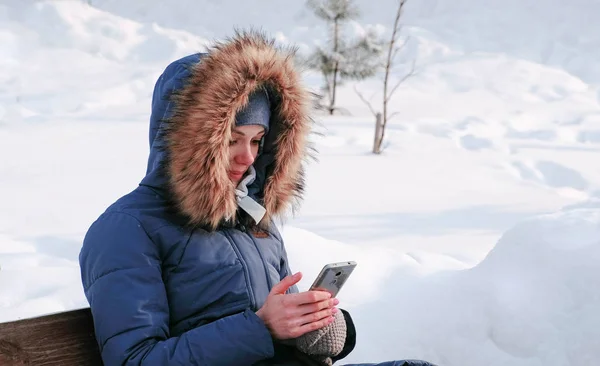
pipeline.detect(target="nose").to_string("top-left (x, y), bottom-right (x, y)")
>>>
top-left (235, 144), bottom-right (255, 166)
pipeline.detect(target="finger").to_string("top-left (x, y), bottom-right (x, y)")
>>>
top-left (286, 290), bottom-right (331, 306)
top-left (297, 297), bottom-right (337, 316)
top-left (294, 315), bottom-right (336, 337)
top-left (270, 272), bottom-right (302, 295)
top-left (297, 307), bottom-right (337, 327)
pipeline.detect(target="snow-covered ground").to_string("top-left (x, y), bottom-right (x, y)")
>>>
top-left (1, 1), bottom-right (599, 365)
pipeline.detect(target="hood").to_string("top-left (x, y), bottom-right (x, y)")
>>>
top-left (140, 31), bottom-right (313, 230)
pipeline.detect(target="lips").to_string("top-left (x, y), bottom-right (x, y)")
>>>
top-left (228, 170), bottom-right (246, 180)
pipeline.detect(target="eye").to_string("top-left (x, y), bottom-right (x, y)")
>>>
top-left (252, 139), bottom-right (261, 145)
top-left (229, 140), bottom-right (238, 146)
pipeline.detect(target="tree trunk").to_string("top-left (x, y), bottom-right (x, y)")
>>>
top-left (373, 112), bottom-right (383, 154)
top-left (329, 17), bottom-right (340, 115)
top-left (381, 0), bottom-right (404, 151)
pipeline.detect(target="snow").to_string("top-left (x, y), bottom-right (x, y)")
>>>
top-left (346, 206), bottom-right (600, 365)
top-left (1, 1), bottom-right (599, 365)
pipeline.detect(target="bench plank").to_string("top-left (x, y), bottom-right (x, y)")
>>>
top-left (0, 308), bottom-right (102, 365)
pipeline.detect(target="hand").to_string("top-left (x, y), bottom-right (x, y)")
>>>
top-left (256, 272), bottom-right (339, 340)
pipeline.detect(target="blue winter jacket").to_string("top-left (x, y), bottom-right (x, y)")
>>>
top-left (79, 32), bottom-right (355, 365)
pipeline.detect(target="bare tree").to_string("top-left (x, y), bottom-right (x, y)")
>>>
top-left (355, 0), bottom-right (414, 154)
top-left (306, 0), bottom-right (383, 115)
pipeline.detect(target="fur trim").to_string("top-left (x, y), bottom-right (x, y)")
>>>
top-left (165, 30), bottom-right (313, 230)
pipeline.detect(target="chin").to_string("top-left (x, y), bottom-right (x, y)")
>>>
top-left (229, 175), bottom-right (242, 185)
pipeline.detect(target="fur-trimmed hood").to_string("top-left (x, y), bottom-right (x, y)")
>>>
top-left (140, 31), bottom-right (312, 230)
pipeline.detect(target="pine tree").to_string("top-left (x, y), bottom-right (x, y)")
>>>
top-left (306, 0), bottom-right (384, 115)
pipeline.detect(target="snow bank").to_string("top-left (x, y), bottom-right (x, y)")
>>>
top-left (0, 234), bottom-right (87, 323)
top-left (281, 225), bottom-right (472, 310)
top-left (402, 0), bottom-right (600, 84)
top-left (0, 0), bottom-right (209, 123)
top-left (344, 207), bottom-right (600, 365)
top-left (91, 0), bottom-right (600, 85)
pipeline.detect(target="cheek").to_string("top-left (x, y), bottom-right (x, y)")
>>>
top-left (251, 145), bottom-right (260, 158)
top-left (228, 146), bottom-right (239, 163)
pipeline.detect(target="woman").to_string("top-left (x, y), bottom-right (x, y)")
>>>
top-left (79, 31), bottom-right (435, 366)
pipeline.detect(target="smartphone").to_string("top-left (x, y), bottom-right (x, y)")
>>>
top-left (309, 261), bottom-right (357, 297)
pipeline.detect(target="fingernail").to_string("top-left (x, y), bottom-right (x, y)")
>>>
top-left (332, 307), bottom-right (339, 313)
top-left (333, 298), bottom-right (340, 305)
top-left (293, 272), bottom-right (302, 279)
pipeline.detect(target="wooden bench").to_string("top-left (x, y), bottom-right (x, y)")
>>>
top-left (0, 308), bottom-right (102, 365)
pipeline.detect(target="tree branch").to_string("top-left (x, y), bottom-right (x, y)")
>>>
top-left (353, 84), bottom-right (378, 116)
top-left (385, 58), bottom-right (415, 103)
top-left (391, 46), bottom-right (400, 64)
top-left (388, 111), bottom-right (400, 120)
top-left (391, 34), bottom-right (411, 64)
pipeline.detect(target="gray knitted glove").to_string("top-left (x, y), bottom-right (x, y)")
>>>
top-left (295, 311), bottom-right (347, 365)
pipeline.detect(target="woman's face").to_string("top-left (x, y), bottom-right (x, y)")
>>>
top-left (228, 125), bottom-right (265, 184)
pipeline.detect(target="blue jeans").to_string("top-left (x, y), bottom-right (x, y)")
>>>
top-left (347, 361), bottom-right (437, 366)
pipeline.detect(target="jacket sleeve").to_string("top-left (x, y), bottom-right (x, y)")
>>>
top-left (79, 212), bottom-right (274, 365)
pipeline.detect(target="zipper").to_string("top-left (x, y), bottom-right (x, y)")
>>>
top-left (248, 230), bottom-right (274, 290)
top-left (223, 230), bottom-right (257, 310)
